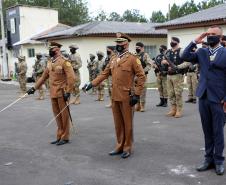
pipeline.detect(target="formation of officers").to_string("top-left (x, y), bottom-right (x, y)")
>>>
top-left (22, 28), bottom-right (226, 174)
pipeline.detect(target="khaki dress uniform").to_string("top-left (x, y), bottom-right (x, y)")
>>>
top-left (92, 52), bottom-right (145, 153)
top-left (35, 55), bottom-right (75, 141)
top-left (17, 56), bottom-right (27, 96)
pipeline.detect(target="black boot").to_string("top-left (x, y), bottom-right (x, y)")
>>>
top-left (185, 98), bottom-right (193, 103)
top-left (162, 98), bottom-right (168, 107)
top-left (156, 98), bottom-right (164, 107)
top-left (192, 98), bottom-right (197, 104)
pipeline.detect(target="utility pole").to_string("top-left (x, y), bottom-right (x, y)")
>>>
top-left (168, 3), bottom-right (171, 21)
top-left (0, 0), bottom-right (9, 80)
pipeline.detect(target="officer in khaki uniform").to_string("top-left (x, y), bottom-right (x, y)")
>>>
top-left (27, 42), bottom-right (76, 145)
top-left (83, 33), bottom-right (145, 158)
top-left (17, 56), bottom-right (27, 97)
top-left (33, 53), bottom-right (45, 100)
top-left (135, 42), bottom-right (153, 112)
top-left (69, 44), bottom-right (82, 104)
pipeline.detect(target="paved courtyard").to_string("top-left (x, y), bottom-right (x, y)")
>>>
top-left (0, 82), bottom-right (225, 185)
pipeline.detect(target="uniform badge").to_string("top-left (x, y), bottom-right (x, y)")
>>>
top-left (136, 59), bottom-right (141, 65)
top-left (65, 61), bottom-right (71, 67)
top-left (209, 54), bottom-right (216, 62)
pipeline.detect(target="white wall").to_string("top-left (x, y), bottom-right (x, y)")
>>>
top-left (167, 25), bottom-right (226, 48)
top-left (19, 7), bottom-right (58, 40)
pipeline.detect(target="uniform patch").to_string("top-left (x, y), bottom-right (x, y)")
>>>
top-left (136, 59), bottom-right (141, 65)
top-left (65, 61), bottom-right (71, 67)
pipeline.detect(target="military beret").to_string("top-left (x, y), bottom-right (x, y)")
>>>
top-left (89, 54), bottom-right (95, 58)
top-left (136, 42), bottom-right (144, 47)
top-left (96, 51), bottom-right (104, 57)
top-left (36, 53), bottom-right (42, 56)
top-left (107, 46), bottom-right (115, 50)
top-left (49, 41), bottom-right (62, 49)
top-left (69, 44), bottom-right (79, 49)
top-left (115, 32), bottom-right (132, 42)
top-left (18, 56), bottom-right (25, 60)
top-left (160, 45), bottom-right (167, 50)
top-left (171, 37), bottom-right (180, 43)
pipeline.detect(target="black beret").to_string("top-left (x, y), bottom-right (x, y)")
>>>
top-left (171, 37), bottom-right (180, 43)
top-left (107, 46), bottom-right (115, 50)
top-left (136, 42), bottom-right (144, 47)
top-left (160, 45), bottom-right (167, 50)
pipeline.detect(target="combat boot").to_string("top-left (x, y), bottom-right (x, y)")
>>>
top-left (100, 94), bottom-right (104, 101)
top-left (74, 97), bottom-right (80, 105)
top-left (185, 98), bottom-right (193, 103)
top-left (162, 98), bottom-right (168, 107)
top-left (39, 96), bottom-right (44, 100)
top-left (166, 105), bottom-right (176, 117)
top-left (156, 98), bottom-right (164, 107)
top-left (95, 94), bottom-right (101, 101)
top-left (192, 98), bottom-right (197, 104)
top-left (135, 103), bottom-right (141, 111)
top-left (174, 108), bottom-right (182, 118)
top-left (140, 102), bottom-right (145, 112)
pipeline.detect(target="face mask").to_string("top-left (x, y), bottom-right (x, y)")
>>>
top-left (136, 48), bottom-right (141, 53)
top-left (170, 42), bottom-right (177, 48)
top-left (207, 35), bottom-right (220, 47)
top-left (221, 42), bottom-right (226, 47)
top-left (90, 57), bottom-right (95, 61)
top-left (97, 55), bottom-right (103, 60)
top-left (116, 45), bottom-right (125, 52)
top-left (70, 49), bottom-right (76, 54)
top-left (49, 50), bottom-right (56, 57)
top-left (159, 48), bottom-right (164, 53)
top-left (107, 51), bottom-right (112, 56)
top-left (36, 56), bottom-right (41, 60)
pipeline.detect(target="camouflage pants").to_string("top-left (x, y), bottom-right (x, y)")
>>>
top-left (187, 72), bottom-right (198, 99)
top-left (106, 76), bottom-right (112, 97)
top-left (140, 75), bottom-right (147, 103)
top-left (156, 74), bottom-right (168, 98)
top-left (72, 72), bottom-right (81, 97)
top-left (167, 74), bottom-right (184, 111)
top-left (36, 75), bottom-right (44, 97)
top-left (18, 74), bottom-right (27, 93)
top-left (97, 82), bottom-right (105, 96)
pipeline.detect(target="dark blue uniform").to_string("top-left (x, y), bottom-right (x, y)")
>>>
top-left (182, 42), bottom-right (226, 165)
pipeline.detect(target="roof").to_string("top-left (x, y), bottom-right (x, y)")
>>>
top-left (14, 23), bottom-right (71, 46)
top-left (6, 4), bottom-right (57, 11)
top-left (33, 21), bottom-right (167, 40)
top-left (156, 3), bottom-right (226, 29)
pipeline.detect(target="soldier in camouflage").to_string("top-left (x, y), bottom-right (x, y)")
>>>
top-left (153, 45), bottom-right (168, 107)
top-left (17, 56), bottom-right (27, 97)
top-left (69, 45), bottom-right (82, 104)
top-left (135, 42), bottom-right (153, 112)
top-left (87, 54), bottom-right (97, 95)
top-left (162, 37), bottom-right (184, 118)
top-left (94, 51), bottom-right (105, 101)
top-left (33, 53), bottom-right (45, 100)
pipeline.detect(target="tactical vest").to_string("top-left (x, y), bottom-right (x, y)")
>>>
top-left (167, 48), bottom-right (183, 66)
top-left (139, 52), bottom-right (147, 69)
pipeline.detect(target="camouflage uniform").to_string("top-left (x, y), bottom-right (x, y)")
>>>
top-left (33, 56), bottom-right (45, 100)
top-left (135, 52), bottom-right (152, 112)
top-left (87, 54), bottom-right (97, 94)
top-left (69, 46), bottom-right (82, 104)
top-left (95, 51), bottom-right (105, 101)
top-left (17, 56), bottom-right (27, 96)
top-left (165, 48), bottom-right (184, 118)
top-left (154, 52), bottom-right (168, 106)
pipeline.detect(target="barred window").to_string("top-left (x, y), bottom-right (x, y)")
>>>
top-left (28, 48), bottom-right (35, 58)
top-left (144, 45), bottom-right (157, 58)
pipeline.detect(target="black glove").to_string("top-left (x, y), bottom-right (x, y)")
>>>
top-left (27, 87), bottom-right (36, 95)
top-left (130, 95), bottom-right (140, 107)
top-left (63, 93), bottom-right (70, 101)
top-left (82, 82), bottom-right (93, 92)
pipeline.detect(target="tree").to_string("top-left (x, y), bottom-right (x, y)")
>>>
top-left (94, 10), bottom-right (108, 21)
top-left (107, 12), bottom-right (121, 21)
top-left (179, 0), bottom-right (198, 16)
top-left (197, 0), bottom-right (225, 10)
top-left (150, 11), bottom-right (166, 23)
top-left (121, 9), bottom-right (148, 22)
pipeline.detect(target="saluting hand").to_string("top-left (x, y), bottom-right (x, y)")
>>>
top-left (195, 32), bottom-right (208, 44)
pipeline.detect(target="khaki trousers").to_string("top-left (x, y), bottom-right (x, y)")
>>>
top-left (51, 97), bottom-right (70, 140)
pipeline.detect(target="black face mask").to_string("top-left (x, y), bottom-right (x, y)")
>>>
top-left (159, 48), bottom-right (164, 54)
top-left (116, 45), bottom-right (125, 53)
top-left (49, 50), bottom-right (56, 57)
top-left (221, 42), bottom-right (226, 47)
top-left (107, 51), bottom-right (112, 56)
top-left (90, 57), bottom-right (95, 61)
top-left (170, 42), bottom-right (177, 48)
top-left (207, 35), bottom-right (220, 47)
top-left (97, 55), bottom-right (103, 60)
top-left (36, 56), bottom-right (41, 60)
top-left (70, 49), bottom-right (76, 54)
top-left (136, 48), bottom-right (141, 53)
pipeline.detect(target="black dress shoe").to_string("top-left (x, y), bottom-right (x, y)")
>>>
top-left (121, 151), bottom-right (131, 159)
top-left (56, 140), bottom-right (69, 146)
top-left (50, 139), bottom-right (60, 144)
top-left (215, 164), bottom-right (224, 175)
top-left (196, 161), bottom-right (215, 172)
top-left (109, 150), bottom-right (123, 156)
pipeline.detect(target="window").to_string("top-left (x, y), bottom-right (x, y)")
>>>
top-left (28, 48), bottom-right (35, 58)
top-left (10, 18), bottom-right (16, 34)
top-left (144, 45), bottom-right (157, 59)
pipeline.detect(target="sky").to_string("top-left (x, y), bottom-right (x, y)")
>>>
top-left (87, 0), bottom-right (204, 18)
